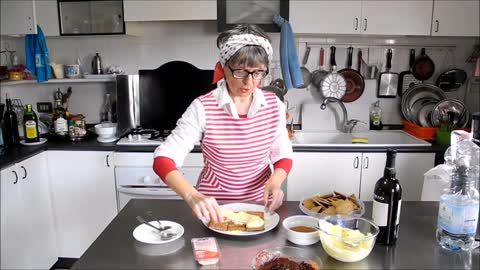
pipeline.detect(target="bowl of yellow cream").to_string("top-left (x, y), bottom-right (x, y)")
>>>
top-left (317, 215), bottom-right (379, 262)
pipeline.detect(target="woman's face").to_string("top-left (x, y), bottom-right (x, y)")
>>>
top-left (224, 63), bottom-right (267, 98)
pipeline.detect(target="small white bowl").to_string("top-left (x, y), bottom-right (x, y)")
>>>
top-left (282, 215), bottom-right (320, 246)
top-left (94, 122), bottom-right (117, 138)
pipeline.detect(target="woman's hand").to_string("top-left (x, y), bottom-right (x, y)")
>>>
top-left (264, 178), bottom-right (284, 213)
top-left (185, 191), bottom-right (224, 223)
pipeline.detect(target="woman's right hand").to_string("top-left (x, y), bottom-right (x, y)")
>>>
top-left (185, 192), bottom-right (224, 224)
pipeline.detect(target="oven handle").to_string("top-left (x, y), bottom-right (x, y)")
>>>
top-left (117, 186), bottom-right (176, 196)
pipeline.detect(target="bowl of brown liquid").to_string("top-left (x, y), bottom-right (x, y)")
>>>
top-left (282, 215), bottom-right (320, 246)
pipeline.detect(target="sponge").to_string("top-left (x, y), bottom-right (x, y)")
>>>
top-left (352, 137), bottom-right (369, 144)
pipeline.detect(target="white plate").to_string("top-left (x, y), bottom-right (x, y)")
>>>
top-left (133, 220), bottom-right (184, 244)
top-left (19, 138), bottom-right (48, 146)
top-left (202, 202), bottom-right (280, 236)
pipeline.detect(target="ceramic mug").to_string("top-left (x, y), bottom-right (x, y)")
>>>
top-left (50, 63), bottom-right (64, 79)
top-left (64, 64), bottom-right (80, 78)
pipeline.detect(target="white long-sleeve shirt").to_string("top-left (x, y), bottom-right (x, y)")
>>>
top-left (154, 81), bottom-right (293, 168)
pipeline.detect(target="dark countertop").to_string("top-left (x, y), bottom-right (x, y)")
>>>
top-left (72, 200), bottom-right (478, 270)
top-left (0, 133), bottom-right (448, 170)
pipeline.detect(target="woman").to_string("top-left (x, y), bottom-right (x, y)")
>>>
top-left (153, 24), bottom-right (293, 224)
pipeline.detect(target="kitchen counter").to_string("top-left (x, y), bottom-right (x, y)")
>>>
top-left (0, 134), bottom-right (448, 170)
top-left (72, 200), bottom-right (478, 270)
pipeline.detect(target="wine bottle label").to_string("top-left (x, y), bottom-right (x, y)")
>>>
top-left (54, 117), bottom-right (68, 134)
top-left (372, 200), bottom-right (401, 226)
top-left (438, 197), bottom-right (479, 235)
top-left (25, 120), bottom-right (37, 139)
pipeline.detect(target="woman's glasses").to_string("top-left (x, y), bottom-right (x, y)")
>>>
top-left (228, 66), bottom-right (269, 80)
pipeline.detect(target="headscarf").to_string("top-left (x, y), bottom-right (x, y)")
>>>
top-left (213, 34), bottom-right (273, 84)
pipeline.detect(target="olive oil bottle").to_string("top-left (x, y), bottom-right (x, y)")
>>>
top-left (23, 104), bottom-right (40, 143)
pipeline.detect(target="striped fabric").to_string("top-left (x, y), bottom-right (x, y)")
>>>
top-left (197, 90), bottom-right (280, 201)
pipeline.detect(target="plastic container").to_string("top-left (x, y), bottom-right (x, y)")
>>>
top-left (402, 120), bottom-right (438, 140)
top-left (191, 237), bottom-right (220, 266)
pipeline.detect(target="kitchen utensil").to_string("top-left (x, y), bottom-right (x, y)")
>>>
top-left (398, 49), bottom-right (421, 96)
top-left (412, 48), bottom-right (435, 81)
top-left (270, 78), bottom-right (287, 95)
top-left (377, 49), bottom-right (399, 98)
top-left (416, 101), bottom-right (437, 127)
top-left (311, 47), bottom-right (329, 90)
top-left (64, 64), bottom-right (80, 78)
top-left (299, 46), bottom-right (312, 88)
top-left (320, 46), bottom-right (346, 99)
top-left (435, 68), bottom-right (467, 91)
top-left (136, 216), bottom-right (171, 232)
top-left (430, 98), bottom-right (469, 128)
top-left (401, 83), bottom-right (446, 123)
top-left (339, 47), bottom-right (365, 103)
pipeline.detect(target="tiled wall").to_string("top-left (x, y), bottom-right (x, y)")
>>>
top-left (1, 20), bottom-right (479, 126)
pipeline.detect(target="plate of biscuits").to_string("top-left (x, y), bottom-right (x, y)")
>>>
top-left (204, 203), bottom-right (280, 236)
top-left (300, 191), bottom-right (364, 218)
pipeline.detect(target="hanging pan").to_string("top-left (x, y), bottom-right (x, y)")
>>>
top-left (398, 49), bottom-right (421, 96)
top-left (412, 48), bottom-right (435, 81)
top-left (435, 68), bottom-right (467, 92)
top-left (320, 46), bottom-right (346, 99)
top-left (338, 47), bottom-right (365, 102)
top-left (377, 49), bottom-right (399, 98)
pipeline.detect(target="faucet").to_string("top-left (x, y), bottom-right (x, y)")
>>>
top-left (320, 97), bottom-right (362, 133)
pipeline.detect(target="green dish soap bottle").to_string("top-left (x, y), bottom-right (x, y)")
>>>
top-left (370, 100), bottom-right (383, 130)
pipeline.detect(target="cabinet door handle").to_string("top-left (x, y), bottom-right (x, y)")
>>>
top-left (434, 20), bottom-right (439, 33)
top-left (12, 170), bottom-right (18, 184)
top-left (363, 18), bottom-right (368, 31)
top-left (354, 157), bottom-right (359, 169)
top-left (364, 157), bottom-right (369, 169)
top-left (20, 166), bottom-right (27, 179)
top-left (354, 17), bottom-right (359, 30)
top-left (106, 154), bottom-right (110, 167)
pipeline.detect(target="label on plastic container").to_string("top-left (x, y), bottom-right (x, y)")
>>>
top-left (438, 196), bottom-right (479, 235)
top-left (191, 237), bottom-right (220, 266)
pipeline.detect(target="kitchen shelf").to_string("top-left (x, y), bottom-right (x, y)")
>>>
top-left (0, 78), bottom-right (115, 86)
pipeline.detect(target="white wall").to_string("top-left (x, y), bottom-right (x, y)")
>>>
top-left (1, 20), bottom-right (479, 127)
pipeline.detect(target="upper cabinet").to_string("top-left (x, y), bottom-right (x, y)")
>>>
top-left (123, 0), bottom-right (216, 22)
top-left (290, 0), bottom-right (433, 36)
top-left (0, 0), bottom-right (59, 36)
top-left (1, 0), bottom-right (36, 36)
top-left (431, 0), bottom-right (480, 37)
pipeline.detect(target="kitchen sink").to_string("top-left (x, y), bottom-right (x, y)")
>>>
top-left (292, 130), bottom-right (431, 147)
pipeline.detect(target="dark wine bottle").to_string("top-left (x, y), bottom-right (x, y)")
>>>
top-left (23, 104), bottom-right (40, 143)
top-left (372, 149), bottom-right (402, 245)
top-left (2, 95), bottom-right (20, 147)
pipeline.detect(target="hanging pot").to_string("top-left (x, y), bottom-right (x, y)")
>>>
top-left (338, 47), bottom-right (365, 102)
top-left (412, 48), bottom-right (435, 81)
top-left (320, 46), bottom-right (346, 99)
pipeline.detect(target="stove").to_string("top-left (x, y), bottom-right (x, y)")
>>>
top-left (116, 128), bottom-right (166, 146)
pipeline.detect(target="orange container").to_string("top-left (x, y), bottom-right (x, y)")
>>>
top-left (402, 120), bottom-right (438, 140)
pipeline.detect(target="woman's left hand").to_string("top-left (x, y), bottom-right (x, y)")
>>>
top-left (263, 179), bottom-right (284, 213)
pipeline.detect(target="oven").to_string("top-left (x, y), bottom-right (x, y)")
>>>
top-left (113, 152), bottom-right (203, 211)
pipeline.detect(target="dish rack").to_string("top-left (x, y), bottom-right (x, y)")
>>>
top-left (402, 120), bottom-right (438, 140)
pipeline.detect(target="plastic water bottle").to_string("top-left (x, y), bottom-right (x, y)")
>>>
top-left (436, 140), bottom-right (480, 251)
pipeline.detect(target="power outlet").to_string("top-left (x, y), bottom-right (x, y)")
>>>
top-left (37, 102), bottom-right (53, 113)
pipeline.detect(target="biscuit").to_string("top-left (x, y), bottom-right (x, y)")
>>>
top-left (208, 220), bottom-right (228, 231)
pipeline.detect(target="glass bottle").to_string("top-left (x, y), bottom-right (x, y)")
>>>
top-left (370, 100), bottom-right (383, 130)
top-left (2, 94), bottom-right (20, 147)
top-left (372, 149), bottom-right (402, 245)
top-left (23, 104), bottom-right (40, 143)
top-left (52, 97), bottom-right (68, 138)
top-left (101, 93), bottom-right (112, 122)
top-left (436, 140), bottom-right (480, 251)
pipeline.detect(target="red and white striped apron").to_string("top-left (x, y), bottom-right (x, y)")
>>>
top-left (197, 90), bottom-right (280, 201)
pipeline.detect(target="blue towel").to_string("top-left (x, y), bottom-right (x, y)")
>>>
top-left (272, 15), bottom-right (304, 90)
top-left (25, 25), bottom-right (51, 83)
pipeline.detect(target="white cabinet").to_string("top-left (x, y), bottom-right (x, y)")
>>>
top-left (35, 0), bottom-right (60, 36)
top-left (47, 151), bottom-right (117, 258)
top-left (290, 0), bottom-right (433, 36)
top-left (287, 151), bottom-right (435, 202)
top-left (1, 153), bottom-right (57, 269)
top-left (123, 0), bottom-right (216, 22)
top-left (431, 0), bottom-right (480, 37)
top-left (287, 152), bottom-right (362, 200)
top-left (359, 152), bottom-right (435, 201)
top-left (1, 0), bottom-right (36, 35)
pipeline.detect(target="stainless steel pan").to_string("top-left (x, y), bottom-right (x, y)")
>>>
top-left (377, 49), bottom-right (398, 98)
top-left (320, 46), bottom-right (346, 99)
